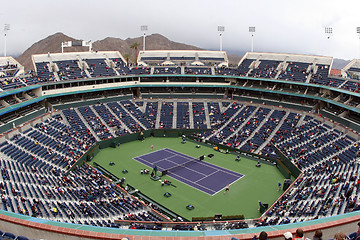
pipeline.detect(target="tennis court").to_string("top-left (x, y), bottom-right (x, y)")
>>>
top-left (133, 148), bottom-right (244, 195)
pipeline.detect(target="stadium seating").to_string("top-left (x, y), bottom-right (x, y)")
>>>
top-left (153, 67), bottom-right (181, 75)
top-left (277, 62), bottom-right (310, 82)
top-left (248, 60), bottom-right (280, 79)
top-left (86, 59), bottom-right (115, 77)
top-left (0, 98), bottom-right (359, 231)
top-left (192, 102), bottom-right (208, 129)
top-left (1, 46), bottom-right (360, 236)
top-left (106, 101), bottom-right (141, 133)
top-left (56, 60), bottom-right (86, 80)
top-left (185, 67), bottom-right (212, 75)
top-left (77, 106), bottom-right (113, 140)
top-left (159, 102), bottom-right (174, 129)
top-left (176, 102), bottom-right (190, 129)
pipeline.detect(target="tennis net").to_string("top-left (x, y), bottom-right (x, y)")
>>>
top-left (164, 157), bottom-right (200, 174)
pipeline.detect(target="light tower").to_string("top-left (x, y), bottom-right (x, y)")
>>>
top-left (249, 26), bottom-right (255, 52)
top-left (357, 27), bottom-right (360, 58)
top-left (218, 26), bottom-right (225, 51)
top-left (325, 27), bottom-right (333, 39)
top-left (324, 27), bottom-right (333, 56)
top-left (141, 25), bottom-right (148, 52)
top-left (4, 24), bottom-right (10, 57)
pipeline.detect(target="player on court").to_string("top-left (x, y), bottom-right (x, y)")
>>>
top-left (224, 184), bottom-right (229, 193)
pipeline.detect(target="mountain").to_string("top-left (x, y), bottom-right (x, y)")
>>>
top-left (332, 58), bottom-right (350, 70)
top-left (15, 32), bottom-right (351, 71)
top-left (17, 32), bottom-right (89, 71)
top-left (17, 33), bottom-right (204, 71)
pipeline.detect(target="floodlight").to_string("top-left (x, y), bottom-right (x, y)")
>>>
top-left (325, 27), bottom-right (332, 34)
top-left (218, 26), bottom-right (225, 51)
top-left (4, 24), bottom-right (10, 32)
top-left (3, 24), bottom-right (10, 57)
top-left (141, 25), bottom-right (148, 32)
top-left (141, 25), bottom-right (148, 51)
top-left (249, 26), bottom-right (256, 52)
top-left (325, 27), bottom-right (333, 39)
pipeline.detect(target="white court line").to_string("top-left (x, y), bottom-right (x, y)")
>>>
top-left (133, 156), bottom-right (160, 167)
top-left (211, 174), bottom-right (245, 195)
top-left (134, 154), bottom-right (214, 196)
top-left (194, 170), bottom-right (220, 183)
top-left (164, 148), bottom-right (242, 178)
top-left (163, 148), bottom-right (245, 195)
top-left (133, 147), bottom-right (178, 166)
top-left (133, 148), bottom-right (245, 196)
top-left (135, 156), bottom-right (165, 166)
top-left (165, 156), bottom-right (207, 177)
top-left (133, 147), bottom-right (168, 160)
top-left (167, 171), bottom-right (217, 195)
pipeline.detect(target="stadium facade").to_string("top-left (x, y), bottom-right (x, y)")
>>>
top-left (0, 49), bottom-right (359, 239)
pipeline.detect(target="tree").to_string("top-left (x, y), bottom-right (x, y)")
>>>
top-left (123, 53), bottom-right (131, 66)
top-left (130, 42), bottom-right (140, 64)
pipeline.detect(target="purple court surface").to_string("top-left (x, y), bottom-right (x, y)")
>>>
top-left (133, 148), bottom-right (244, 195)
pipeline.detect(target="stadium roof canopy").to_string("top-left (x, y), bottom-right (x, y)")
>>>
top-left (31, 51), bottom-right (126, 75)
top-left (239, 52), bottom-right (333, 66)
top-left (32, 51), bottom-right (125, 65)
top-left (343, 59), bottom-right (360, 77)
top-left (0, 56), bottom-right (24, 77)
top-left (137, 50), bottom-right (228, 67)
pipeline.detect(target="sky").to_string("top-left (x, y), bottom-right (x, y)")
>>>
top-left (0, 0), bottom-right (360, 60)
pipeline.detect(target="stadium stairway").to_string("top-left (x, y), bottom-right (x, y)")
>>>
top-left (188, 101), bottom-right (194, 129)
top-left (180, 66), bottom-right (185, 75)
top-left (305, 73), bottom-right (312, 83)
top-left (103, 54), bottom-right (118, 75)
top-left (21, 130), bottom-right (69, 160)
top-left (307, 140), bottom-right (360, 171)
top-left (286, 124), bottom-right (330, 152)
top-left (155, 101), bottom-right (162, 129)
top-left (222, 106), bottom-right (261, 143)
top-left (219, 101), bottom-right (232, 113)
top-left (255, 111), bottom-right (290, 154)
top-left (8, 137), bottom-right (60, 170)
top-left (58, 112), bottom-right (71, 127)
top-left (31, 125), bottom-right (84, 157)
top-left (238, 109), bottom-right (275, 149)
top-left (46, 55), bottom-right (60, 82)
top-left (203, 101), bottom-right (212, 129)
top-left (74, 108), bottom-right (100, 141)
top-left (300, 133), bottom-right (344, 162)
top-left (172, 101), bottom-right (177, 129)
top-left (295, 114), bottom-right (307, 128)
top-left (275, 120), bottom-right (323, 148)
top-left (40, 116), bottom-right (89, 148)
top-left (110, 63), bottom-right (121, 76)
top-left (104, 102), bottom-right (133, 134)
top-left (206, 104), bottom-right (246, 141)
top-left (338, 79), bottom-right (348, 88)
top-left (0, 155), bottom-right (160, 225)
top-left (118, 101), bottom-right (148, 131)
top-left (135, 100), bottom-right (147, 113)
top-left (89, 105), bottom-right (117, 138)
top-left (77, 57), bottom-right (91, 78)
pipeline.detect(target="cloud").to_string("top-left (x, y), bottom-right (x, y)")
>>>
top-left (0, 0), bottom-right (359, 60)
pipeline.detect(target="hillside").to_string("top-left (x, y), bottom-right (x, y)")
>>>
top-left (16, 32), bottom-right (350, 71)
top-left (17, 33), bottom-right (203, 70)
top-left (16, 32), bottom-right (89, 71)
